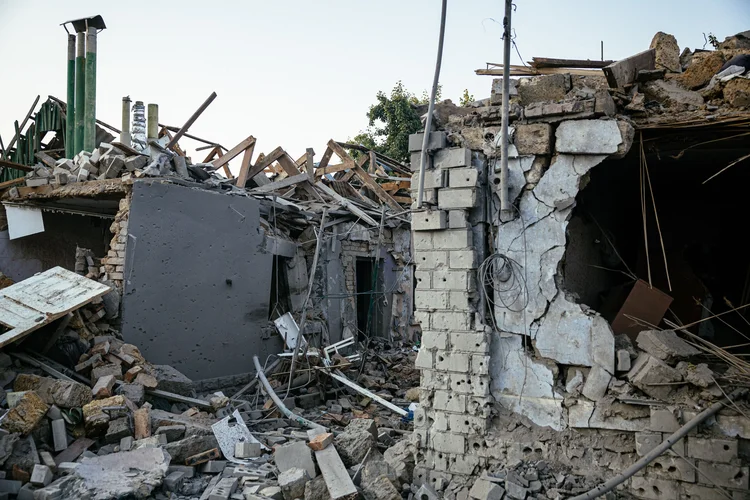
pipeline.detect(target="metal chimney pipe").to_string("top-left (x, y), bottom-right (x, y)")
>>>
top-left (65, 34), bottom-right (76, 159)
top-left (74, 31), bottom-right (86, 155)
top-left (120, 97), bottom-right (132, 146)
top-left (83, 26), bottom-right (98, 152)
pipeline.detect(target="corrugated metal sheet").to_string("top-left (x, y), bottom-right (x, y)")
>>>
top-left (0, 267), bottom-right (111, 348)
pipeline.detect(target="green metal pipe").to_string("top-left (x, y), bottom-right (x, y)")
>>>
top-left (65, 34), bottom-right (76, 159)
top-left (74, 31), bottom-right (86, 155)
top-left (83, 27), bottom-right (98, 152)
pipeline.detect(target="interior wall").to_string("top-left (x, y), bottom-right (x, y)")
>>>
top-left (0, 210), bottom-right (110, 282)
top-left (121, 181), bottom-right (280, 380)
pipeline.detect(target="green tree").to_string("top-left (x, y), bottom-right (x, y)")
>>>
top-left (349, 81), bottom-right (442, 164)
top-left (459, 89), bottom-right (475, 107)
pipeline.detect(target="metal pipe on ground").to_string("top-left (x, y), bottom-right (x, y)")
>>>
top-left (416, 0), bottom-right (447, 209)
top-left (83, 26), bottom-right (98, 152)
top-left (74, 31), bottom-right (86, 155)
top-left (571, 389), bottom-right (746, 500)
top-left (65, 34), bottom-right (76, 159)
top-left (252, 355), bottom-right (324, 431)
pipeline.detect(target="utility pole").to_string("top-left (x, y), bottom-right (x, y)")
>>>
top-left (499, 0), bottom-right (513, 219)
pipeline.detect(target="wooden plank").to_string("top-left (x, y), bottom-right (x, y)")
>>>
top-left (602, 49), bottom-right (656, 88)
top-left (0, 159), bottom-right (33, 172)
top-left (202, 146), bottom-right (220, 164)
top-left (368, 151), bottom-right (377, 174)
top-left (305, 148), bottom-right (315, 178)
top-left (531, 57), bottom-right (614, 69)
top-left (34, 151), bottom-right (57, 168)
top-left (315, 182), bottom-right (378, 226)
top-left (476, 66), bottom-right (604, 77)
top-left (252, 173), bottom-right (309, 193)
top-left (0, 177), bottom-right (26, 190)
top-left (277, 153), bottom-right (321, 200)
top-left (314, 163), bottom-right (352, 178)
top-left (242, 147), bottom-right (285, 182)
top-left (318, 146), bottom-right (334, 171)
top-left (327, 141), bottom-right (400, 210)
top-left (166, 91), bottom-right (217, 150)
top-left (234, 141), bottom-right (257, 188)
top-left (211, 135), bottom-right (255, 172)
top-left (54, 437), bottom-right (95, 465)
top-left (392, 195), bottom-right (411, 204)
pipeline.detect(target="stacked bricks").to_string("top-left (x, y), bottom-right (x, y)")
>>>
top-left (101, 192), bottom-right (131, 289)
top-left (410, 132), bottom-right (492, 481)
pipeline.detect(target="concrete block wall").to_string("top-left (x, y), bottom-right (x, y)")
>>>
top-left (410, 133), bottom-right (492, 481)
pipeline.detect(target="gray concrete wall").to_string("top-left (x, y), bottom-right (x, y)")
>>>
top-left (121, 181), bottom-right (280, 380)
top-left (0, 211), bottom-right (109, 282)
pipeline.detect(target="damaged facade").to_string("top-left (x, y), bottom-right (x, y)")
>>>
top-left (412, 30), bottom-right (750, 499)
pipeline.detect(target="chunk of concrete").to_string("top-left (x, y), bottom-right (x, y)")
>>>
top-left (235, 441), bottom-right (261, 458)
top-left (1, 391), bottom-right (48, 435)
top-left (517, 74), bottom-right (571, 105)
top-left (163, 434), bottom-right (219, 463)
top-left (581, 364), bottom-right (612, 401)
top-left (278, 467), bottom-right (309, 500)
top-left (51, 419), bottom-right (67, 452)
top-left (116, 383), bottom-right (145, 406)
top-left (92, 375), bottom-right (116, 399)
top-left (105, 416), bottom-right (132, 444)
top-left (650, 32), bottom-right (682, 73)
top-left (408, 132), bottom-right (447, 152)
top-left (148, 365), bottom-right (193, 395)
top-left (616, 350), bottom-right (632, 372)
top-left (555, 119), bottom-right (623, 154)
top-left (155, 425), bottom-right (186, 443)
top-left (469, 479), bottom-right (505, 500)
top-left (334, 419), bottom-right (377, 467)
top-left (91, 364), bottom-right (122, 383)
top-left (274, 441), bottom-right (317, 479)
top-left (636, 330), bottom-right (700, 363)
top-left (514, 123), bottom-right (552, 155)
top-left (30, 465), bottom-right (53, 487)
top-left (164, 471), bottom-right (184, 492)
top-left (14, 374), bottom-right (92, 409)
top-left (362, 474), bottom-right (401, 500)
top-left (627, 353), bottom-right (682, 400)
top-left (303, 475), bottom-right (328, 500)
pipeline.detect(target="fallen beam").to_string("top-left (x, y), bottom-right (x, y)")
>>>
top-left (252, 173), bottom-right (309, 193)
top-left (530, 57), bottom-right (614, 69)
top-left (602, 49), bottom-right (656, 88)
top-left (329, 370), bottom-right (407, 416)
top-left (166, 92), bottom-right (217, 150)
top-left (211, 135), bottom-right (255, 172)
top-left (145, 389), bottom-right (213, 410)
top-left (315, 182), bottom-right (378, 226)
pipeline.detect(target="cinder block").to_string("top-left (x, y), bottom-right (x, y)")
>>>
top-left (414, 311), bottom-right (431, 329)
top-left (430, 311), bottom-right (472, 331)
top-left (433, 391), bottom-right (466, 413)
top-left (413, 232), bottom-right (433, 250)
top-left (51, 419), bottom-right (67, 452)
top-left (421, 331), bottom-right (449, 350)
top-left (411, 169), bottom-right (446, 190)
top-left (411, 189), bottom-right (438, 207)
top-left (696, 462), bottom-right (749, 489)
top-left (630, 477), bottom-right (679, 500)
top-left (428, 410), bottom-right (449, 432)
top-left (645, 455), bottom-right (695, 482)
top-left (434, 351), bottom-right (470, 373)
top-left (448, 414), bottom-right (488, 434)
top-left (410, 152), bottom-right (432, 172)
top-left (432, 270), bottom-right (469, 290)
top-left (451, 332), bottom-right (489, 353)
top-left (434, 148), bottom-right (471, 169)
top-left (687, 437), bottom-right (737, 463)
top-left (431, 433), bottom-right (465, 454)
top-left (413, 210), bottom-right (447, 231)
top-left (415, 271), bottom-right (432, 289)
top-left (449, 290), bottom-right (471, 310)
top-left (650, 408), bottom-right (680, 433)
top-left (471, 355), bottom-right (490, 375)
top-left (432, 229), bottom-right (473, 250)
top-left (581, 365), bottom-right (612, 401)
top-left (416, 251), bottom-right (448, 270)
top-left (438, 188), bottom-right (477, 210)
top-left (415, 290), bottom-right (449, 310)
top-left (409, 132), bottom-right (448, 152)
top-left (450, 374), bottom-right (490, 397)
top-left (635, 433), bottom-right (662, 457)
top-left (448, 210), bottom-right (469, 229)
top-left (449, 250), bottom-right (477, 269)
top-left (415, 349), bottom-right (434, 369)
top-left (448, 167), bottom-right (479, 188)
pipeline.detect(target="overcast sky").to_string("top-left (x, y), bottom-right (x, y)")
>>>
top-left (1, 0), bottom-right (748, 174)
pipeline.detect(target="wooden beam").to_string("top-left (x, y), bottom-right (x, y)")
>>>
top-left (327, 140), bottom-right (400, 210)
top-left (531, 57), bottom-right (614, 69)
top-left (315, 181), bottom-right (378, 226)
top-left (392, 195), bottom-right (411, 204)
top-left (476, 66), bottom-right (604, 77)
top-left (368, 151), bottom-right (377, 174)
top-left (318, 146), bottom-right (334, 171)
top-left (34, 151), bottom-right (58, 168)
top-left (0, 159), bottom-right (33, 172)
top-left (166, 91), bottom-right (217, 150)
top-left (314, 163), bottom-right (352, 178)
top-left (235, 141), bottom-right (257, 188)
top-left (0, 177), bottom-right (26, 190)
top-left (305, 148), bottom-right (315, 178)
top-left (252, 173), bottom-right (309, 193)
top-left (253, 147), bottom-right (284, 173)
top-left (602, 49), bottom-right (656, 88)
top-left (211, 135), bottom-right (255, 173)
top-left (202, 146), bottom-right (220, 164)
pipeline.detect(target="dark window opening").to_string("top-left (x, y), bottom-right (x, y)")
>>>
top-left (563, 129), bottom-right (750, 351)
top-left (268, 256), bottom-right (291, 320)
top-left (356, 257), bottom-right (385, 339)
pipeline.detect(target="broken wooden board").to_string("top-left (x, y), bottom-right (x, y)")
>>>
top-left (54, 437), bottom-right (95, 465)
top-left (0, 267), bottom-right (111, 348)
top-left (252, 173), bottom-right (309, 193)
top-left (602, 49), bottom-right (655, 88)
top-left (315, 182), bottom-right (378, 226)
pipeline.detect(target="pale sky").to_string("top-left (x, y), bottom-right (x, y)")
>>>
top-left (1, 0), bottom-right (748, 175)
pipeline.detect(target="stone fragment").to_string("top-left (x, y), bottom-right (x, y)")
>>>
top-left (92, 375), bottom-right (116, 399)
top-left (594, 89), bottom-right (616, 117)
top-left (14, 374), bottom-right (91, 409)
top-left (105, 416), bottom-right (131, 444)
top-left (650, 32), bottom-right (682, 73)
top-left (610, 120), bottom-right (635, 160)
top-left (676, 362), bottom-right (715, 388)
top-left (148, 364), bottom-right (193, 395)
top-left (90, 364), bottom-right (122, 383)
top-left (259, 485), bottom-right (283, 500)
top-left (334, 419), bottom-right (377, 467)
top-left (133, 407), bottom-right (151, 439)
top-left (517, 74), bottom-right (571, 105)
top-left (514, 123), bottom-right (551, 155)
top-left (278, 467), bottom-right (309, 500)
top-left (469, 479), bottom-right (504, 500)
top-left (116, 383), bottom-right (145, 406)
top-left (724, 78), bottom-right (750, 108)
top-left (555, 119), bottom-right (622, 154)
top-left (616, 350), bottom-right (631, 372)
top-left (124, 365), bottom-right (143, 383)
top-left (124, 156), bottom-right (147, 172)
top-left (627, 353), bottom-right (682, 400)
top-left (133, 373), bottom-right (157, 389)
top-left (1, 392), bottom-right (48, 435)
top-left (636, 330), bottom-right (700, 363)
top-left (164, 434), bottom-right (219, 464)
top-left (642, 79), bottom-right (703, 109)
top-left (676, 51), bottom-right (725, 89)
top-left (361, 450), bottom-right (398, 490)
top-left (581, 364), bottom-right (611, 401)
top-left (82, 395), bottom-right (126, 436)
top-left (383, 439), bottom-right (416, 485)
top-left (155, 425), bottom-right (185, 442)
top-left (362, 474), bottom-right (401, 500)
top-left (504, 478), bottom-right (528, 500)
top-left (274, 440), bottom-right (317, 479)
top-left (164, 471), bottom-right (184, 492)
top-left (303, 474), bottom-right (328, 500)
top-left (30, 465), bottom-right (52, 487)
top-left (6, 392), bottom-right (28, 408)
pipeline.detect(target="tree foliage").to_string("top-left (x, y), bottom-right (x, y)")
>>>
top-left (350, 81), bottom-right (442, 164)
top-left (459, 89), bottom-right (475, 107)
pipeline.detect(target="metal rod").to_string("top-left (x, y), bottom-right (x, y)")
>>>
top-left (147, 104), bottom-right (159, 142)
top-left (252, 355), bottom-right (324, 430)
top-left (286, 209), bottom-right (328, 396)
top-left (416, 0), bottom-right (447, 209)
top-left (231, 358), bottom-right (282, 400)
top-left (83, 27), bottom-right (97, 152)
top-left (65, 35), bottom-right (76, 159)
top-left (120, 97), bottom-right (131, 146)
top-left (166, 92), bottom-right (217, 150)
top-left (74, 32), bottom-right (86, 155)
top-left (571, 390), bottom-right (745, 500)
top-left (499, 0), bottom-right (513, 218)
top-left (330, 370), bottom-right (408, 416)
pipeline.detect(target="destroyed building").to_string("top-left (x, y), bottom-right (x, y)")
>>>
top-left (410, 30), bottom-right (750, 499)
